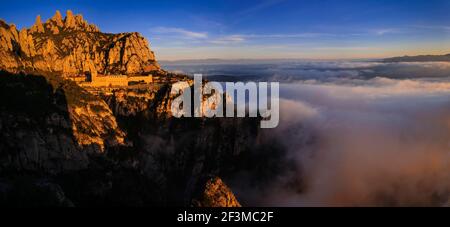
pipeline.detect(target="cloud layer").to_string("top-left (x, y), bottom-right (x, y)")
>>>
top-left (163, 61), bottom-right (450, 206)
top-left (237, 76), bottom-right (450, 206)
top-left (255, 78), bottom-right (450, 206)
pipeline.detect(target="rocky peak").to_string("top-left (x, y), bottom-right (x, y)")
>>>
top-left (61, 10), bottom-right (99, 32)
top-left (39, 10), bottom-right (100, 34)
top-left (0, 10), bottom-right (160, 75)
top-left (30, 15), bottom-right (45, 33)
top-left (191, 177), bottom-right (241, 207)
top-left (64, 10), bottom-right (76, 29)
top-left (36, 15), bottom-right (43, 24)
top-left (8, 23), bottom-right (18, 37)
top-left (49, 10), bottom-right (64, 27)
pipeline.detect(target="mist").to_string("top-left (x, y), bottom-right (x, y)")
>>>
top-left (250, 77), bottom-right (450, 206)
top-left (162, 61), bottom-right (450, 81)
top-left (164, 60), bottom-right (450, 206)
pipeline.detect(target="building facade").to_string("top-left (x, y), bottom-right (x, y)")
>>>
top-left (79, 72), bottom-right (153, 87)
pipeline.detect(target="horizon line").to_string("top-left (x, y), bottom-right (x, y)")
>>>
top-left (158, 57), bottom-right (384, 62)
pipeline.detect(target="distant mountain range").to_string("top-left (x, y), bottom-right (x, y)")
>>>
top-left (383, 53), bottom-right (450, 62)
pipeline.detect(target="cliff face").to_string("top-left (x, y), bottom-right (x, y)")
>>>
top-left (0, 12), bottom-right (279, 207)
top-left (0, 72), bottom-right (126, 174)
top-left (0, 10), bottom-right (160, 76)
top-left (0, 71), bottom-right (256, 206)
top-left (99, 87), bottom-right (261, 206)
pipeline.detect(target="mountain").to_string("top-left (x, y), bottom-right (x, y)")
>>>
top-left (383, 53), bottom-right (450, 62)
top-left (0, 11), bottom-right (288, 207)
top-left (0, 70), bottom-right (267, 207)
top-left (0, 10), bottom-right (160, 76)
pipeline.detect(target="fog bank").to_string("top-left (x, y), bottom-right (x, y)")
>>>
top-left (252, 77), bottom-right (450, 206)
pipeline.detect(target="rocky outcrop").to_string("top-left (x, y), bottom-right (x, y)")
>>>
top-left (69, 99), bottom-right (126, 152)
top-left (0, 68), bottom-right (287, 207)
top-left (30, 15), bottom-right (45, 34)
top-left (0, 10), bottom-right (160, 76)
top-left (0, 72), bottom-right (125, 174)
top-left (98, 86), bottom-right (266, 206)
top-left (191, 177), bottom-right (241, 207)
top-left (0, 71), bottom-right (251, 206)
top-left (0, 12), bottom-right (277, 207)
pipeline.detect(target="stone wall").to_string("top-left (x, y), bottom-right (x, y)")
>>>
top-left (82, 74), bottom-right (154, 87)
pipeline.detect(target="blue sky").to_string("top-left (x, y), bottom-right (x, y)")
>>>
top-left (1, 0), bottom-right (449, 60)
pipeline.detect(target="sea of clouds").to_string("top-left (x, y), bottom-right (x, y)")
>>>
top-left (162, 60), bottom-right (450, 81)
top-left (164, 60), bottom-right (450, 206)
top-left (264, 78), bottom-right (450, 206)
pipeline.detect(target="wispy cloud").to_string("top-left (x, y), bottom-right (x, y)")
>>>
top-left (236, 0), bottom-right (286, 17)
top-left (231, 0), bottom-right (286, 25)
top-left (210, 35), bottom-right (246, 44)
top-left (243, 33), bottom-right (334, 38)
top-left (152, 26), bottom-right (408, 47)
top-left (370, 28), bottom-right (401, 36)
top-left (188, 15), bottom-right (226, 31)
top-left (153, 27), bottom-right (208, 39)
top-left (220, 32), bottom-right (378, 40)
top-left (208, 33), bottom-right (334, 45)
